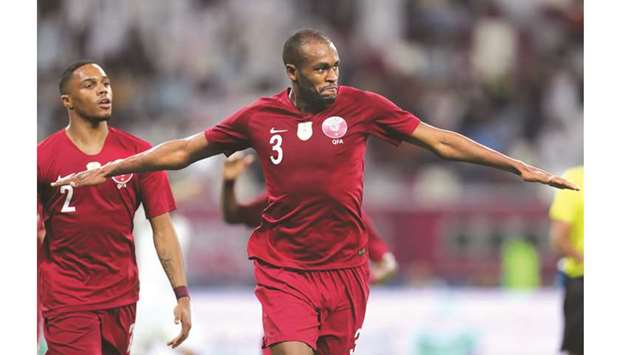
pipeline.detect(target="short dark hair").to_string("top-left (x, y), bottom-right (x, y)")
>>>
top-left (282, 29), bottom-right (332, 67)
top-left (58, 60), bottom-right (97, 94)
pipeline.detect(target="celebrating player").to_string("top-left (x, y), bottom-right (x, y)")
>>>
top-left (549, 166), bottom-right (584, 355)
top-left (53, 30), bottom-right (578, 355)
top-left (38, 61), bottom-right (191, 354)
top-left (221, 152), bottom-right (398, 284)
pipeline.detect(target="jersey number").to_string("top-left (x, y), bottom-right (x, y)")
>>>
top-left (270, 134), bottom-right (283, 165)
top-left (60, 185), bottom-right (76, 213)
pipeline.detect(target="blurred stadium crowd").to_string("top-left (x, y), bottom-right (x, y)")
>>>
top-left (37, 0), bottom-right (583, 288)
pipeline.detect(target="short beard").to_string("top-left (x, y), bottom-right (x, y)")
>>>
top-left (75, 106), bottom-right (111, 124)
top-left (297, 73), bottom-right (335, 110)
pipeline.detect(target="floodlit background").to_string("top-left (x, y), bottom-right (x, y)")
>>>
top-left (37, 0), bottom-right (583, 354)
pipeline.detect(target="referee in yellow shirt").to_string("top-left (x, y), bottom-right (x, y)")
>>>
top-left (549, 166), bottom-right (584, 355)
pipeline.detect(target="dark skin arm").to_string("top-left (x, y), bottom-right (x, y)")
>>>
top-left (149, 213), bottom-right (192, 348)
top-left (404, 122), bottom-right (579, 190)
top-left (221, 153), bottom-right (255, 224)
top-left (52, 133), bottom-right (220, 187)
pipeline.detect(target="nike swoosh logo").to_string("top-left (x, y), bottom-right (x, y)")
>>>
top-left (270, 128), bottom-right (288, 134)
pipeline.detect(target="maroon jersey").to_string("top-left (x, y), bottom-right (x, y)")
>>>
top-left (205, 86), bottom-right (420, 270)
top-left (236, 194), bottom-right (389, 263)
top-left (235, 192), bottom-right (269, 229)
top-left (37, 128), bottom-right (176, 317)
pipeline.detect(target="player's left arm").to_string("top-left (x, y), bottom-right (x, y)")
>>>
top-left (149, 213), bottom-right (192, 348)
top-left (404, 122), bottom-right (579, 190)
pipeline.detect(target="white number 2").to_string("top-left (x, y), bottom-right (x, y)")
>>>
top-left (60, 185), bottom-right (76, 213)
top-left (270, 134), bottom-right (283, 165)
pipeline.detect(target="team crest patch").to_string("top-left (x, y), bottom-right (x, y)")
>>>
top-left (112, 174), bottom-right (133, 189)
top-left (297, 121), bottom-right (313, 141)
top-left (86, 161), bottom-right (101, 170)
top-left (321, 116), bottom-right (348, 139)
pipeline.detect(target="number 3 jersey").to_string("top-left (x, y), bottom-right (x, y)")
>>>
top-left (205, 86), bottom-right (420, 270)
top-left (37, 127), bottom-right (176, 317)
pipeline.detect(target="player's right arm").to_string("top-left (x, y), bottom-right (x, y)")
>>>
top-left (52, 133), bottom-right (221, 187)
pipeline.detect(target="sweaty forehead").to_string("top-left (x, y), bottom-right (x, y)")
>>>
top-left (299, 40), bottom-right (339, 65)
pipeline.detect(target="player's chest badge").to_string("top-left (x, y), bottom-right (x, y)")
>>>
top-left (297, 121), bottom-right (313, 141)
top-left (112, 174), bottom-right (134, 189)
top-left (321, 116), bottom-right (347, 145)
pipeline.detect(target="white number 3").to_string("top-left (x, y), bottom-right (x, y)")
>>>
top-left (270, 134), bottom-right (283, 165)
top-left (60, 185), bottom-right (76, 213)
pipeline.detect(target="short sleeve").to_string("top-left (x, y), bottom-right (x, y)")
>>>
top-left (140, 171), bottom-right (177, 219)
top-left (238, 193), bottom-right (269, 228)
top-left (364, 91), bottom-right (421, 146)
top-left (204, 105), bottom-right (253, 157)
top-left (549, 169), bottom-right (582, 223)
top-left (363, 212), bottom-right (389, 262)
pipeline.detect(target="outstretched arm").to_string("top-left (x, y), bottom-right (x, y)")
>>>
top-left (404, 122), bottom-right (579, 190)
top-left (53, 133), bottom-right (221, 187)
top-left (149, 213), bottom-right (192, 349)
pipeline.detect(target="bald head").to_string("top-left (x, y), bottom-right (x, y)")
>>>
top-left (282, 29), bottom-right (334, 67)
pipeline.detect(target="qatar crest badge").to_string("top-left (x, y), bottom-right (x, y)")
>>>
top-left (112, 174), bottom-right (134, 189)
top-left (321, 116), bottom-right (347, 144)
top-left (297, 121), bottom-right (313, 141)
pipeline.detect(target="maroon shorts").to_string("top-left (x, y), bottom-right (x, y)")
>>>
top-left (43, 303), bottom-right (136, 355)
top-left (254, 260), bottom-right (369, 355)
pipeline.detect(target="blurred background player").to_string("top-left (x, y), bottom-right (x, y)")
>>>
top-left (549, 166), bottom-right (583, 355)
top-left (38, 61), bottom-right (191, 354)
top-left (52, 30), bottom-right (578, 355)
top-left (220, 152), bottom-right (398, 284)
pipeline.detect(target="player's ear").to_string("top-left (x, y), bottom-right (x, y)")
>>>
top-left (61, 94), bottom-right (73, 110)
top-left (286, 64), bottom-right (297, 82)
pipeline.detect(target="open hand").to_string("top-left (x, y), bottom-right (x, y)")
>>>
top-left (167, 297), bottom-right (192, 348)
top-left (51, 159), bottom-right (121, 188)
top-left (518, 162), bottom-right (580, 190)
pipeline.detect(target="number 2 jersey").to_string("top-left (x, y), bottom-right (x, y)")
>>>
top-left (37, 127), bottom-right (176, 317)
top-left (205, 86), bottom-right (420, 270)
